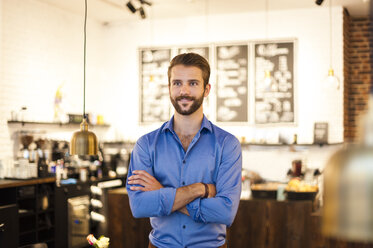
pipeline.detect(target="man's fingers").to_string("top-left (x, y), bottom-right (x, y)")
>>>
top-left (128, 179), bottom-right (150, 187)
top-left (128, 170), bottom-right (164, 191)
top-left (133, 170), bottom-right (156, 181)
top-left (129, 174), bottom-right (151, 183)
top-left (129, 172), bottom-right (157, 184)
top-left (130, 186), bottom-right (147, 191)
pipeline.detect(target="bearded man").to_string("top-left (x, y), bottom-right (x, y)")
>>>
top-left (127, 53), bottom-right (242, 248)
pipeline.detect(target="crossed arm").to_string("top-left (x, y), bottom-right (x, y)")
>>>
top-left (127, 170), bottom-right (216, 215)
top-left (126, 135), bottom-right (241, 225)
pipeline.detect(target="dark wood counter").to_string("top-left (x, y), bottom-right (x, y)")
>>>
top-left (0, 177), bottom-right (55, 189)
top-left (108, 188), bottom-right (151, 248)
top-left (227, 199), bottom-right (313, 248)
top-left (107, 189), bottom-right (373, 248)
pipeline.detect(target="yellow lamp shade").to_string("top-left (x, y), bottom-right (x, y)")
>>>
top-left (70, 118), bottom-right (98, 155)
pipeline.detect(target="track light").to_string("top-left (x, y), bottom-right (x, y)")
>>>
top-left (315, 0), bottom-right (324, 5)
top-left (126, 1), bottom-right (137, 13)
top-left (139, 0), bottom-right (152, 6)
top-left (126, 0), bottom-right (151, 19)
top-left (139, 7), bottom-right (146, 19)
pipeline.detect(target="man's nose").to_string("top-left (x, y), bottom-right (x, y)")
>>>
top-left (180, 84), bottom-right (190, 95)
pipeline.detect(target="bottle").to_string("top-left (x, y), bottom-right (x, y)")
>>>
top-left (293, 134), bottom-right (297, 145)
top-left (87, 234), bottom-right (110, 248)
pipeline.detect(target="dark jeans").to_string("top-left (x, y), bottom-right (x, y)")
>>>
top-left (148, 241), bottom-right (228, 248)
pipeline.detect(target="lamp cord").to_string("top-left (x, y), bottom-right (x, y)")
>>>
top-left (265, 0), bottom-right (268, 39)
top-left (205, 0), bottom-right (209, 41)
top-left (329, 0), bottom-right (332, 69)
top-left (83, 0), bottom-right (87, 119)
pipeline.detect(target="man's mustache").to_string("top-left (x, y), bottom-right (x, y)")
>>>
top-left (176, 96), bottom-right (195, 101)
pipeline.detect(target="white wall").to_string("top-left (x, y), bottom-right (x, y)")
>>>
top-left (102, 6), bottom-right (344, 144)
top-left (242, 144), bottom-right (342, 181)
top-left (98, 7), bottom-right (344, 180)
top-left (0, 1), bottom-right (344, 180)
top-left (0, 0), bottom-right (107, 161)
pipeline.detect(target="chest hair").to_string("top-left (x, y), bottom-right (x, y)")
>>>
top-left (179, 134), bottom-right (194, 152)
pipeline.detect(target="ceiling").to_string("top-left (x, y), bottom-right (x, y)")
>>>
top-left (36, 0), bottom-right (371, 24)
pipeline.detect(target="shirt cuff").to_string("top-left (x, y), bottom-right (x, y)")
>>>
top-left (159, 187), bottom-right (177, 216)
top-left (186, 198), bottom-right (205, 222)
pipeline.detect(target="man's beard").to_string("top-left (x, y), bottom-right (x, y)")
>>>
top-left (170, 91), bottom-right (205, 116)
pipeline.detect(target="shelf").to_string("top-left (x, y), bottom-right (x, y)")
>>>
top-left (20, 229), bottom-right (36, 236)
top-left (7, 120), bottom-right (110, 128)
top-left (38, 226), bottom-right (54, 232)
top-left (18, 195), bottom-right (36, 200)
top-left (19, 209), bottom-right (35, 217)
top-left (240, 142), bottom-right (343, 147)
top-left (38, 209), bottom-right (54, 214)
top-left (0, 177), bottom-right (56, 189)
top-left (41, 238), bottom-right (54, 243)
top-left (14, 182), bottom-right (56, 246)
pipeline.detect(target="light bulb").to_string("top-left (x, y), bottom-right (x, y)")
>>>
top-left (263, 70), bottom-right (273, 91)
top-left (325, 68), bottom-right (340, 90)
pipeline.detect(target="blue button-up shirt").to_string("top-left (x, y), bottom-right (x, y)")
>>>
top-left (126, 115), bottom-right (242, 248)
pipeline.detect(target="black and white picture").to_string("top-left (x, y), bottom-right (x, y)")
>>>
top-left (140, 49), bottom-right (171, 123)
top-left (177, 47), bottom-right (209, 61)
top-left (216, 44), bottom-right (248, 122)
top-left (254, 42), bottom-right (295, 124)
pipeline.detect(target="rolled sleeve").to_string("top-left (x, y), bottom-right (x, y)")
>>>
top-left (129, 187), bottom-right (177, 218)
top-left (159, 187), bottom-right (177, 216)
top-left (186, 135), bottom-right (242, 226)
top-left (126, 136), bottom-right (177, 218)
top-left (186, 198), bottom-right (205, 222)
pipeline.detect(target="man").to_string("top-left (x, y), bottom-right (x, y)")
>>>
top-left (126, 53), bottom-right (242, 248)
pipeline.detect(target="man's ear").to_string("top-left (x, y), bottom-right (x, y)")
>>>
top-left (204, 84), bottom-right (211, 97)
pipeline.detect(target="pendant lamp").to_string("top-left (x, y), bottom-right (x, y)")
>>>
top-left (70, 0), bottom-right (98, 156)
top-left (323, 93), bottom-right (373, 242)
top-left (263, 70), bottom-right (273, 90)
top-left (325, 0), bottom-right (340, 89)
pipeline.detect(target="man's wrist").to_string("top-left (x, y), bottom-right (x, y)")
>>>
top-left (201, 183), bottom-right (209, 198)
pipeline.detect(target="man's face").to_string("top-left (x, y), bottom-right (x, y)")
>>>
top-left (169, 65), bottom-right (210, 116)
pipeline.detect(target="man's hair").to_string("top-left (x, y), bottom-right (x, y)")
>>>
top-left (168, 53), bottom-right (210, 87)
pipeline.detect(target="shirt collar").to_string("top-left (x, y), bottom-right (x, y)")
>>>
top-left (162, 115), bottom-right (212, 133)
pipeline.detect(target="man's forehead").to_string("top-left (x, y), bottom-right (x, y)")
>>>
top-left (171, 65), bottom-right (203, 77)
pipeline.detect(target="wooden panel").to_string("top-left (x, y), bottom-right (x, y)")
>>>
top-left (284, 200), bottom-right (312, 248)
top-left (108, 188), bottom-right (151, 248)
top-left (107, 194), bottom-right (373, 248)
top-left (228, 199), bottom-right (312, 248)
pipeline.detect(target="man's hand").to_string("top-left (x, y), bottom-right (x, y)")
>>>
top-left (127, 170), bottom-right (164, 191)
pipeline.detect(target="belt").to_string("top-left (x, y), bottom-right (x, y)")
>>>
top-left (148, 242), bottom-right (227, 248)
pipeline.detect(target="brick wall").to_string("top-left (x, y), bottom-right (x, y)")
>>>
top-left (344, 13), bottom-right (373, 142)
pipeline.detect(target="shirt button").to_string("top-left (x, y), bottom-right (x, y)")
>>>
top-left (183, 225), bottom-right (186, 229)
top-left (182, 181), bottom-right (185, 185)
top-left (183, 160), bottom-right (186, 164)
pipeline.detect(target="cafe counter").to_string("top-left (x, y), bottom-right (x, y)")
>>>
top-left (107, 188), bottom-right (373, 248)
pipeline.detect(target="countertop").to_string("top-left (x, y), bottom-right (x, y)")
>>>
top-left (0, 177), bottom-right (56, 189)
top-left (108, 187), bottom-right (127, 195)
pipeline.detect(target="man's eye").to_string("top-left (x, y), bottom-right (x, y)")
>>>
top-left (173, 82), bottom-right (181, 86)
top-left (190, 82), bottom-right (198, 86)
